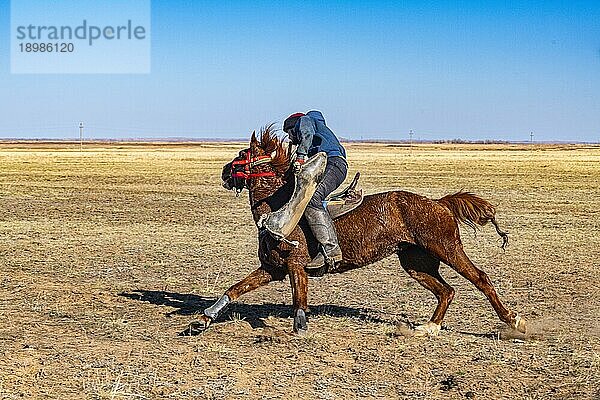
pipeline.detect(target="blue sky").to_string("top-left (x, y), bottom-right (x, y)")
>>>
top-left (0, 0), bottom-right (599, 141)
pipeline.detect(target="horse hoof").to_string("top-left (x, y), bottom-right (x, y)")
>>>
top-left (511, 315), bottom-right (527, 333)
top-left (179, 316), bottom-right (211, 336)
top-left (414, 322), bottom-right (441, 337)
top-left (293, 309), bottom-right (308, 334)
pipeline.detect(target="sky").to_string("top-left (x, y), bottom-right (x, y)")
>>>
top-left (0, 0), bottom-right (599, 142)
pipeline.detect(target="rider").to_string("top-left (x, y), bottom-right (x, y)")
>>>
top-left (283, 110), bottom-right (348, 269)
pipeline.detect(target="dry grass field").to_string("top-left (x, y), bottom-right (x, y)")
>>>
top-left (0, 140), bottom-right (599, 399)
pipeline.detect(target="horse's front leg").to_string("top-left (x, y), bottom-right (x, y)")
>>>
top-left (185, 265), bottom-right (283, 334)
top-left (287, 260), bottom-right (309, 334)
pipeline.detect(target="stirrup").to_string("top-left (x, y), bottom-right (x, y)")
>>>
top-left (306, 246), bottom-right (342, 270)
top-left (306, 253), bottom-right (327, 270)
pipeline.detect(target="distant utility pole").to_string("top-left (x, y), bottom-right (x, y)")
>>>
top-left (530, 131), bottom-right (534, 143)
top-left (409, 129), bottom-right (414, 146)
top-left (79, 122), bottom-right (84, 151)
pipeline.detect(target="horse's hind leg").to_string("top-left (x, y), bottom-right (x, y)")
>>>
top-left (434, 243), bottom-right (526, 333)
top-left (398, 246), bottom-right (455, 336)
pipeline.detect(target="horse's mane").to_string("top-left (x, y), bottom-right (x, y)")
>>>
top-left (256, 123), bottom-right (290, 175)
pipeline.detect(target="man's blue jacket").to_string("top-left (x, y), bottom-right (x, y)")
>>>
top-left (289, 110), bottom-right (347, 160)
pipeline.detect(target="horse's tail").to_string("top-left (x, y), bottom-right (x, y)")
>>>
top-left (436, 191), bottom-right (509, 249)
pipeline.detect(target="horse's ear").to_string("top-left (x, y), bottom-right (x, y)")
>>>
top-left (250, 131), bottom-right (260, 152)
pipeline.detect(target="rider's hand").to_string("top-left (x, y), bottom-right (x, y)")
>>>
top-left (292, 157), bottom-right (305, 174)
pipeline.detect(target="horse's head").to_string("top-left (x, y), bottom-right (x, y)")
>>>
top-left (222, 124), bottom-right (290, 194)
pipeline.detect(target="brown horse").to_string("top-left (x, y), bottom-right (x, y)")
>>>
top-left (191, 125), bottom-right (527, 336)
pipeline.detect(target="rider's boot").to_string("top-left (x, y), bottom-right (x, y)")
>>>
top-left (304, 206), bottom-right (342, 270)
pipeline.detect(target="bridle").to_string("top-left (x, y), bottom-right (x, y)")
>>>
top-left (229, 148), bottom-right (276, 193)
top-left (231, 148), bottom-right (276, 180)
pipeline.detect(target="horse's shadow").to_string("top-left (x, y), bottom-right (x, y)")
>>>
top-left (119, 290), bottom-right (403, 332)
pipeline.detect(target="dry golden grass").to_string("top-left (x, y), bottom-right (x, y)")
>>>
top-left (1, 141), bottom-right (599, 399)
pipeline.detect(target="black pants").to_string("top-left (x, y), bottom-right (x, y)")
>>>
top-left (308, 156), bottom-right (348, 210)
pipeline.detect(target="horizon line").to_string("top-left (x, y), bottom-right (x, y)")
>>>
top-left (1, 138), bottom-right (598, 145)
